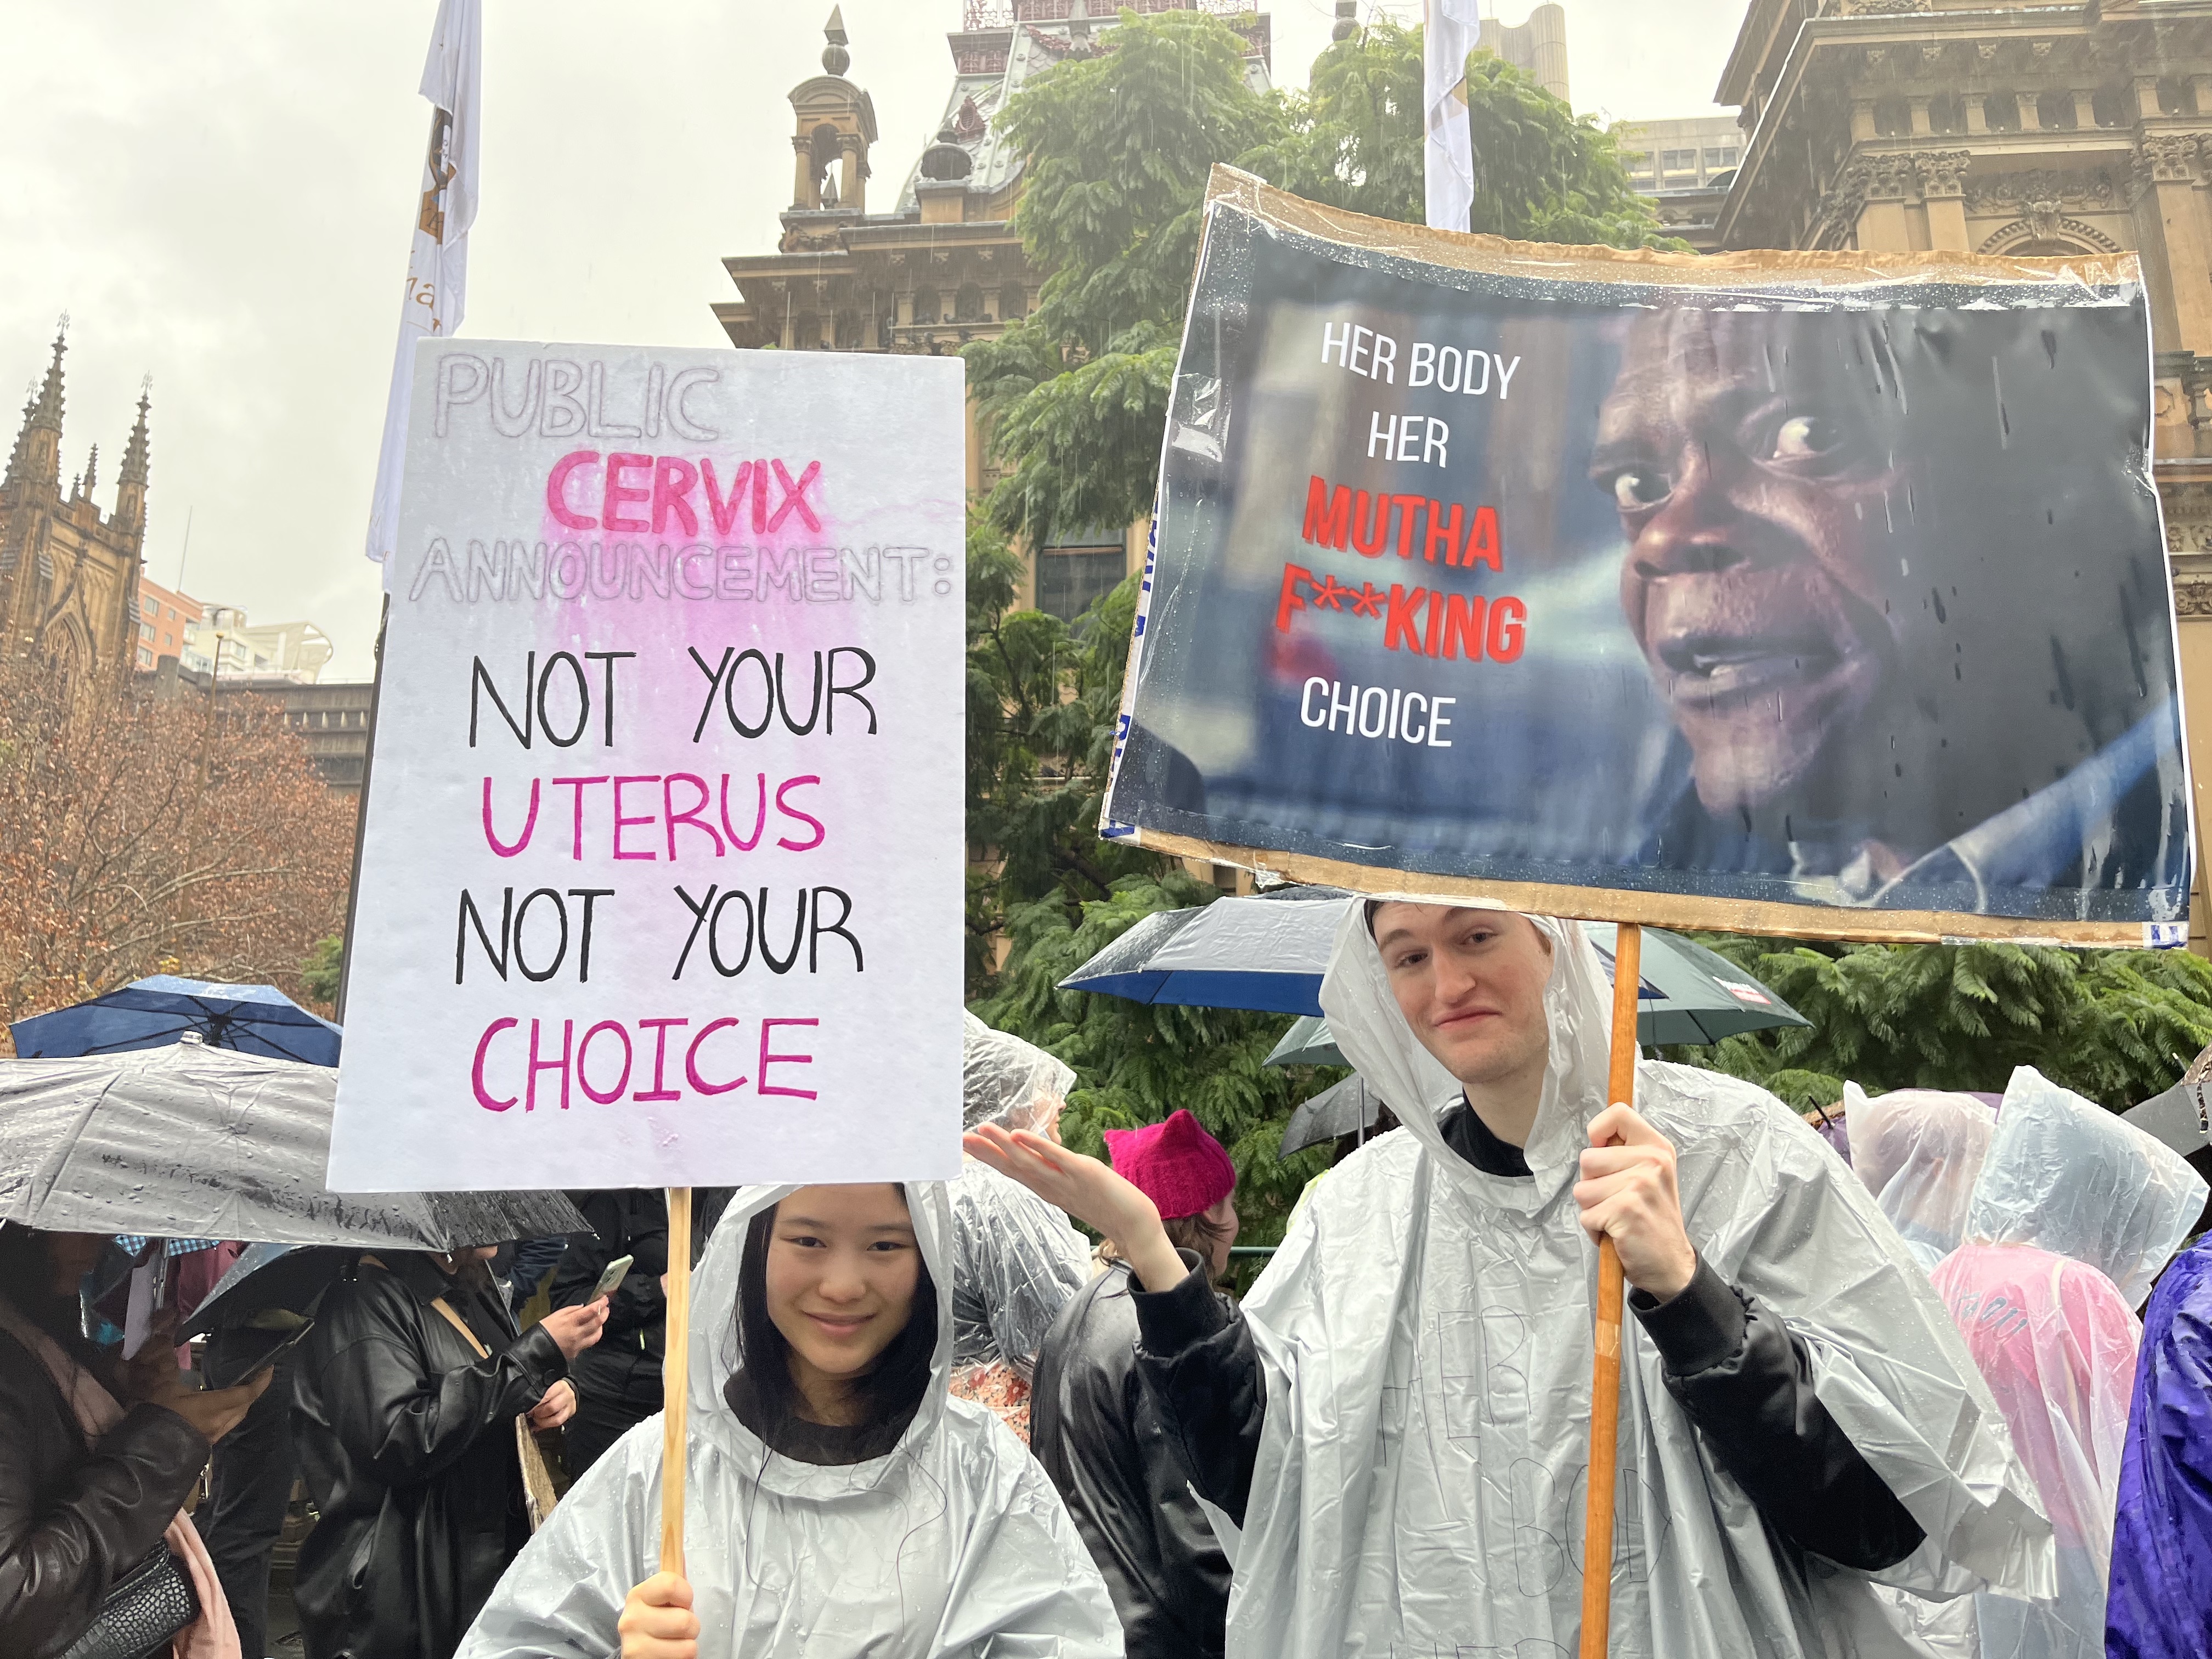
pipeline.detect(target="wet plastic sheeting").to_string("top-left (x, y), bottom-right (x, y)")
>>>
top-left (1966, 1067), bottom-right (2207, 1307)
top-left (960, 1012), bottom-right (1076, 1133)
top-left (1845, 1085), bottom-right (1996, 1271)
top-left (0, 1042), bottom-right (582, 1248)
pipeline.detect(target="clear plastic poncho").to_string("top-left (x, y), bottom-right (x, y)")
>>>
top-left (1962, 1066), bottom-right (2207, 1308)
top-left (962, 1012), bottom-right (1075, 1133)
top-left (1218, 900), bottom-right (2052, 1659)
top-left (953, 1015), bottom-right (1091, 1377)
top-left (1844, 1085), bottom-right (1996, 1272)
top-left (1917, 1066), bottom-right (2204, 1659)
top-left (455, 1182), bottom-right (1122, 1659)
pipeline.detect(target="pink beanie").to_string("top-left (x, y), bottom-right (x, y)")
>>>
top-left (1104, 1109), bottom-right (1237, 1220)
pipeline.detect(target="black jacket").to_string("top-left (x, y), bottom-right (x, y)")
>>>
top-left (1031, 1263), bottom-right (1231, 1659)
top-left (1130, 1102), bottom-right (1927, 1573)
top-left (551, 1191), bottom-right (670, 1356)
top-left (0, 1321), bottom-right (209, 1659)
top-left (289, 1254), bottom-right (567, 1659)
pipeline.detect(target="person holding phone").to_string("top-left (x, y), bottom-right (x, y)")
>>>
top-left (456, 1182), bottom-right (1120, 1659)
top-left (0, 1222), bottom-right (270, 1659)
top-left (290, 1244), bottom-right (610, 1659)
top-left (549, 1190), bottom-right (673, 1479)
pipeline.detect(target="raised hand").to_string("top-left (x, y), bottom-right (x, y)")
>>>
top-left (963, 1125), bottom-right (1189, 1293)
top-left (538, 1295), bottom-right (610, 1361)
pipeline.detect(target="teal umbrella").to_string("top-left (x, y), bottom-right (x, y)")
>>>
top-left (1263, 923), bottom-right (1807, 1067)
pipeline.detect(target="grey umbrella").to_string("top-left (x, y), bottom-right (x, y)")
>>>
top-left (1279, 1073), bottom-right (1390, 1158)
top-left (0, 1040), bottom-right (584, 1248)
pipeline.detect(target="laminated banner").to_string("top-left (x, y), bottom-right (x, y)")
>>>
top-left (331, 340), bottom-right (966, 1190)
top-left (1103, 168), bottom-right (2194, 945)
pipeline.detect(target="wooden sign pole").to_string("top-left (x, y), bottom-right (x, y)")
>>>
top-left (659, 1185), bottom-right (692, 1578)
top-left (1577, 921), bottom-right (1640, 1659)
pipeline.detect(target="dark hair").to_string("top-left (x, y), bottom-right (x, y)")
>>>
top-left (0, 1224), bottom-right (109, 1373)
top-left (724, 1189), bottom-right (939, 1457)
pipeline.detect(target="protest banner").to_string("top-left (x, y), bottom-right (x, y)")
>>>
top-left (330, 340), bottom-right (967, 1194)
top-left (1104, 168), bottom-right (2194, 947)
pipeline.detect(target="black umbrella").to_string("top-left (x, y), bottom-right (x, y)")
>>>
top-left (1279, 1073), bottom-right (1390, 1158)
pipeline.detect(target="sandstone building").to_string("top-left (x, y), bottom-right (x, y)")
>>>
top-left (0, 329), bottom-right (150, 686)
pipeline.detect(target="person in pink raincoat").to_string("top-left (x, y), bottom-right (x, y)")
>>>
top-left (1927, 1068), bottom-right (2206, 1659)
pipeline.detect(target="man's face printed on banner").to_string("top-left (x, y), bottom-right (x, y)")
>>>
top-left (1592, 308), bottom-right (1915, 819)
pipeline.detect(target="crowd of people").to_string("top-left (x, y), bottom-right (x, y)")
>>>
top-left (4, 902), bottom-right (2211, 1659)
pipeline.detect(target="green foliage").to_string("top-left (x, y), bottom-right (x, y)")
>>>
top-left (964, 511), bottom-right (1160, 989)
top-left (1673, 934), bottom-right (2212, 1111)
top-left (1246, 19), bottom-right (1426, 224)
top-left (974, 870), bottom-right (1346, 1258)
top-left (301, 934), bottom-right (343, 1007)
top-left (966, 9), bottom-right (1277, 549)
top-left (1463, 55), bottom-right (1681, 249)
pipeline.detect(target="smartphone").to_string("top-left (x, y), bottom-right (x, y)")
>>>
top-left (591, 1254), bottom-right (634, 1301)
top-left (204, 1316), bottom-right (315, 1390)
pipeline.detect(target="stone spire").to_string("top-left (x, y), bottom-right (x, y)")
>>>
top-left (28, 323), bottom-right (65, 438)
top-left (114, 380), bottom-right (151, 535)
top-left (7, 323), bottom-right (67, 493)
top-left (821, 5), bottom-right (850, 77)
top-left (79, 443), bottom-right (98, 501)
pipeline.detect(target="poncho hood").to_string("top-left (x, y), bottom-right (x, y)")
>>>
top-left (1214, 896), bottom-right (2052, 1659)
top-left (1965, 1066), bottom-right (2207, 1307)
top-left (1846, 1086), bottom-right (1997, 1269)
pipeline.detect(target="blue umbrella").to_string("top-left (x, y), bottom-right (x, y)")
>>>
top-left (10, 975), bottom-right (342, 1066)
top-left (1057, 888), bottom-right (1351, 1016)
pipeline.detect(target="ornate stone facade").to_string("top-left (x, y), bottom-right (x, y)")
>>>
top-left (0, 328), bottom-right (149, 687)
top-left (712, 3), bottom-right (1271, 616)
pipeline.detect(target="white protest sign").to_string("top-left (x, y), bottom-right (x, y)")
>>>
top-left (331, 340), bottom-right (966, 1191)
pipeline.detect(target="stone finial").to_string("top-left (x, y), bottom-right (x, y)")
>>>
top-left (919, 122), bottom-right (973, 183)
top-left (822, 5), bottom-right (850, 77)
top-left (1333, 1), bottom-right (1358, 42)
top-left (80, 442), bottom-right (98, 500)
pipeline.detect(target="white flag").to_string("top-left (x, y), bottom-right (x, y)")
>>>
top-left (1425, 0), bottom-right (1482, 233)
top-left (365, 0), bottom-right (482, 569)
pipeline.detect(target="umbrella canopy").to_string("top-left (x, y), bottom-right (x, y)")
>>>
top-left (0, 1041), bottom-right (582, 1249)
top-left (11, 975), bottom-right (342, 1066)
top-left (1057, 887), bottom-right (1353, 1016)
top-left (1279, 1073), bottom-right (1389, 1158)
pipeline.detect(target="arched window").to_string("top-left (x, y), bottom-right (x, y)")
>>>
top-left (954, 283), bottom-right (985, 323)
top-left (792, 312), bottom-right (819, 350)
top-left (912, 289), bottom-right (940, 325)
top-left (1000, 283), bottom-right (1027, 322)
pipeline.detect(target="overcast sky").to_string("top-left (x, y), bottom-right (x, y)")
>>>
top-left (1, 0), bottom-right (1743, 680)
